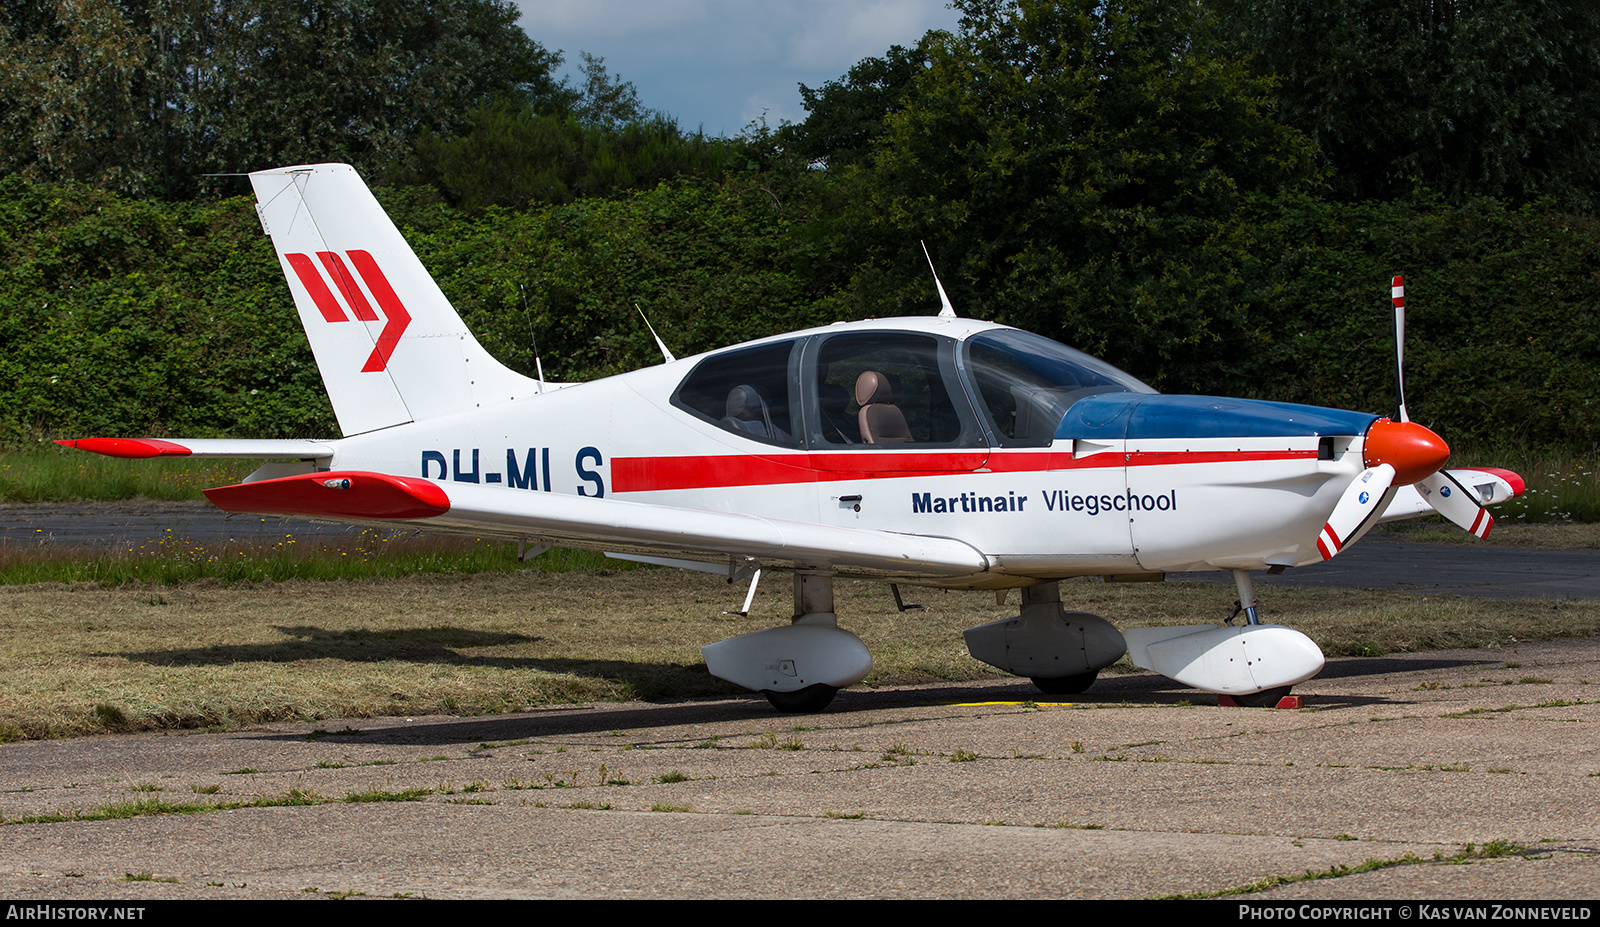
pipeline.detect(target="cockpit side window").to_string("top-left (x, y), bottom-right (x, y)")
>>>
top-left (808, 332), bottom-right (984, 448)
top-left (672, 340), bottom-right (801, 447)
top-left (965, 330), bottom-right (1156, 447)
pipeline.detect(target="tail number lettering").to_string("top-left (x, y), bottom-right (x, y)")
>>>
top-left (422, 447), bottom-right (605, 498)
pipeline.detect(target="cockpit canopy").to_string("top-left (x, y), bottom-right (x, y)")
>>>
top-left (671, 324), bottom-right (1156, 449)
top-left (964, 329), bottom-right (1156, 447)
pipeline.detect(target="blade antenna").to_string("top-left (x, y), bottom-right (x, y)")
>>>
top-left (1391, 275), bottom-right (1409, 423)
top-left (521, 284), bottom-right (545, 393)
top-left (921, 241), bottom-right (957, 318)
top-left (635, 303), bottom-right (676, 363)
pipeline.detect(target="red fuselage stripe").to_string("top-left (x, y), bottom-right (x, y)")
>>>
top-left (610, 449), bottom-right (1317, 493)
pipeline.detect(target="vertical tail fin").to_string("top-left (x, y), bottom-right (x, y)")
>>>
top-left (250, 163), bottom-right (536, 437)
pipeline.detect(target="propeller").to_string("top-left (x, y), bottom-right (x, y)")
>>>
top-left (1416, 470), bottom-right (1494, 539)
top-left (1317, 463), bottom-right (1397, 560)
top-left (1316, 275), bottom-right (1493, 559)
top-left (1392, 274), bottom-right (1409, 423)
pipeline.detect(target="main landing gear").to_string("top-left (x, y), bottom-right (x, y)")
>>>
top-left (701, 570), bottom-right (1324, 712)
top-left (962, 581), bottom-right (1127, 696)
top-left (1029, 671), bottom-right (1099, 695)
top-left (700, 573), bottom-right (871, 713)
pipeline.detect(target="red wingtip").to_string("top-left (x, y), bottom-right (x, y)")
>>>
top-left (1476, 467), bottom-right (1527, 499)
top-left (56, 438), bottom-right (192, 459)
top-left (204, 471), bottom-right (450, 520)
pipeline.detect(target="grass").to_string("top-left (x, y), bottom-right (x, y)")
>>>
top-left (2, 444), bottom-right (1599, 741)
top-left (1, 564), bottom-right (1598, 741)
top-left (1471, 448), bottom-right (1600, 523)
top-left (0, 446), bottom-right (258, 503)
top-left (1153, 839), bottom-right (1534, 900)
top-left (0, 529), bottom-right (633, 587)
top-left (8, 787), bottom-right (358, 825)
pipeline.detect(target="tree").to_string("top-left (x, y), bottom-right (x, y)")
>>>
top-left (0, 0), bottom-right (566, 198)
top-left (571, 51), bottom-right (648, 131)
top-left (1214, 0), bottom-right (1600, 208)
top-left (0, 0), bottom-right (151, 194)
top-left (823, 0), bottom-right (1320, 391)
top-left (403, 99), bottom-right (739, 212)
top-left (780, 42), bottom-right (933, 168)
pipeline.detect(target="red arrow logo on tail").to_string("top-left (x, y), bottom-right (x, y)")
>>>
top-left (344, 251), bottom-right (412, 372)
top-left (284, 250), bottom-right (413, 373)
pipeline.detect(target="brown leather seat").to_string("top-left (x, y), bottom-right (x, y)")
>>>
top-left (856, 371), bottom-right (912, 444)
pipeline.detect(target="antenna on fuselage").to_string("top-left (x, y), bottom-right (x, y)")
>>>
top-left (635, 303), bottom-right (676, 364)
top-left (921, 241), bottom-right (957, 319)
top-left (520, 284), bottom-right (545, 393)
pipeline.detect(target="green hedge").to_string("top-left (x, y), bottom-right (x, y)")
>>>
top-left (1, 177), bottom-right (1596, 452)
top-left (1228, 196), bottom-right (1600, 450)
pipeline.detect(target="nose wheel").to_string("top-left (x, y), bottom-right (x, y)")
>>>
top-left (1227, 685), bottom-right (1294, 708)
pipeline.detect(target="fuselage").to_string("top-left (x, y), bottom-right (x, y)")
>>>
top-left (320, 316), bottom-right (1379, 584)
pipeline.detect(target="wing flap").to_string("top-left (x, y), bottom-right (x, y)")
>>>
top-left (202, 471), bottom-right (989, 580)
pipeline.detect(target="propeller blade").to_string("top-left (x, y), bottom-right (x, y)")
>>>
top-left (1392, 275), bottom-right (1409, 423)
top-left (1375, 277), bottom-right (1507, 543)
top-left (1317, 464), bottom-right (1397, 561)
top-left (1417, 470), bottom-right (1493, 539)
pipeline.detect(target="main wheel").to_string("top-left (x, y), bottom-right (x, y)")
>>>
top-left (764, 684), bottom-right (838, 713)
top-left (1030, 671), bottom-right (1098, 695)
top-left (1231, 685), bottom-right (1293, 708)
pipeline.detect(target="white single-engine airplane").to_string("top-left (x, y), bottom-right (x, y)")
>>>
top-left (62, 163), bottom-right (1525, 711)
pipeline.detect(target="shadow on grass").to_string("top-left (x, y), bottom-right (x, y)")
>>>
top-left (104, 625), bottom-right (544, 665)
top-left (103, 624), bottom-right (742, 702)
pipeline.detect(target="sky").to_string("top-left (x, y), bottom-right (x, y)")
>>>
top-left (511, 1), bottom-right (966, 137)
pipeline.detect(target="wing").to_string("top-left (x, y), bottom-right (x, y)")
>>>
top-left (203, 470), bottom-right (992, 583)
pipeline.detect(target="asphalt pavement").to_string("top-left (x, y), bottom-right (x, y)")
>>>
top-left (0, 640), bottom-right (1597, 900)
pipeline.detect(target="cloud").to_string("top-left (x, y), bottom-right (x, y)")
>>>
top-left (519, 0), bottom-right (716, 36)
top-left (512, 0), bottom-right (962, 135)
top-left (786, 0), bottom-right (951, 69)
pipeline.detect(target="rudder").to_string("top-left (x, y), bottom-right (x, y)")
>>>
top-left (251, 163), bottom-right (536, 436)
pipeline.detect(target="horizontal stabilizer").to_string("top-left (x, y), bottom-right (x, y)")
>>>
top-left (57, 438), bottom-right (334, 459)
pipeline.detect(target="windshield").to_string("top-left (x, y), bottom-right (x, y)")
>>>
top-left (964, 329), bottom-right (1156, 447)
